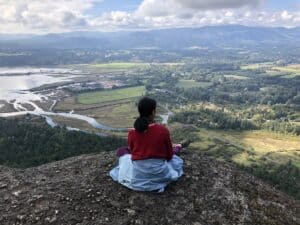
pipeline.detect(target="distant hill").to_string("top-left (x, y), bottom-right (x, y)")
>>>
top-left (1, 25), bottom-right (300, 50)
top-left (0, 150), bottom-right (299, 225)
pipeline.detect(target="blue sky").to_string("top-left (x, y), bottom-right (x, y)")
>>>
top-left (0, 0), bottom-right (299, 33)
top-left (89, 0), bottom-right (141, 14)
top-left (268, 0), bottom-right (299, 11)
top-left (90, 0), bottom-right (300, 13)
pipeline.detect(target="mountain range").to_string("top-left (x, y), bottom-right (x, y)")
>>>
top-left (1, 25), bottom-right (300, 50)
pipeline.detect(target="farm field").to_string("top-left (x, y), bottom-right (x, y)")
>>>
top-left (241, 63), bottom-right (300, 78)
top-left (79, 102), bottom-right (138, 128)
top-left (77, 86), bottom-right (145, 105)
top-left (224, 75), bottom-right (249, 80)
top-left (190, 128), bottom-right (300, 168)
top-left (177, 79), bottom-right (212, 89)
top-left (82, 102), bottom-right (167, 128)
top-left (272, 64), bottom-right (300, 74)
top-left (93, 62), bottom-right (149, 69)
top-left (69, 62), bottom-right (150, 75)
top-left (240, 62), bottom-right (273, 70)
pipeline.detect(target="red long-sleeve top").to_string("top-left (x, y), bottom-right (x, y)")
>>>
top-left (128, 123), bottom-right (174, 161)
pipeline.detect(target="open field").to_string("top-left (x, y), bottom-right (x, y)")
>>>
top-left (224, 75), bottom-right (249, 80)
top-left (177, 79), bottom-right (212, 89)
top-left (81, 62), bottom-right (183, 74)
top-left (272, 65), bottom-right (300, 78)
top-left (69, 63), bottom-right (150, 75)
top-left (190, 128), bottom-right (300, 168)
top-left (78, 102), bottom-right (138, 128)
top-left (264, 70), bottom-right (285, 77)
top-left (89, 102), bottom-right (167, 128)
top-left (55, 96), bottom-right (132, 112)
top-left (273, 64), bottom-right (300, 73)
top-left (93, 62), bottom-right (149, 69)
top-left (241, 63), bottom-right (300, 78)
top-left (77, 86), bottom-right (145, 105)
top-left (0, 52), bottom-right (28, 56)
top-left (240, 62), bottom-right (273, 70)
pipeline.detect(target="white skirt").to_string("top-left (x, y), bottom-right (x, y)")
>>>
top-left (109, 154), bottom-right (183, 192)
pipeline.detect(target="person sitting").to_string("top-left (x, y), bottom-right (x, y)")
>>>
top-left (109, 97), bottom-right (184, 192)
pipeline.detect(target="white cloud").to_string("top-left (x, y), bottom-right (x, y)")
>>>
top-left (133, 0), bottom-right (300, 30)
top-left (136, 0), bottom-right (177, 17)
top-left (173, 0), bottom-right (264, 10)
top-left (281, 11), bottom-right (293, 21)
top-left (0, 0), bottom-right (299, 33)
top-left (0, 0), bottom-right (100, 33)
top-left (136, 0), bottom-right (266, 17)
top-left (88, 9), bottom-right (300, 31)
top-left (90, 11), bottom-right (135, 30)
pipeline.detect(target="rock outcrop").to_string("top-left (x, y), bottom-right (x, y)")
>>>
top-left (0, 151), bottom-right (299, 225)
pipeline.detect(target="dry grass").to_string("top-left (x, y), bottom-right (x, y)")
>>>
top-left (191, 128), bottom-right (300, 167)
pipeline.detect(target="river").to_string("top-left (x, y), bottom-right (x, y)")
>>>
top-left (0, 68), bottom-right (125, 131)
top-left (0, 67), bottom-right (172, 131)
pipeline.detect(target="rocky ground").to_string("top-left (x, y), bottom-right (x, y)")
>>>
top-left (0, 150), bottom-right (299, 225)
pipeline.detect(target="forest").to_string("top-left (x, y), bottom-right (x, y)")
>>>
top-left (0, 117), bottom-right (126, 168)
top-left (170, 108), bottom-right (257, 130)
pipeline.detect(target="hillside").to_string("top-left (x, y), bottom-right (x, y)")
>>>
top-left (0, 151), bottom-right (299, 225)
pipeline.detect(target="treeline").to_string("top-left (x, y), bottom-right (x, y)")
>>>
top-left (181, 77), bottom-right (299, 106)
top-left (144, 66), bottom-right (179, 88)
top-left (263, 121), bottom-right (300, 136)
top-left (170, 108), bottom-right (257, 130)
top-left (0, 118), bottom-right (126, 168)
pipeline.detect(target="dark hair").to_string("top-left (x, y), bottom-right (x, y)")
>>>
top-left (134, 97), bottom-right (157, 132)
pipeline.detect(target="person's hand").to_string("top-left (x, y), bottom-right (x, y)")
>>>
top-left (173, 144), bottom-right (182, 148)
top-left (173, 144), bottom-right (182, 154)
